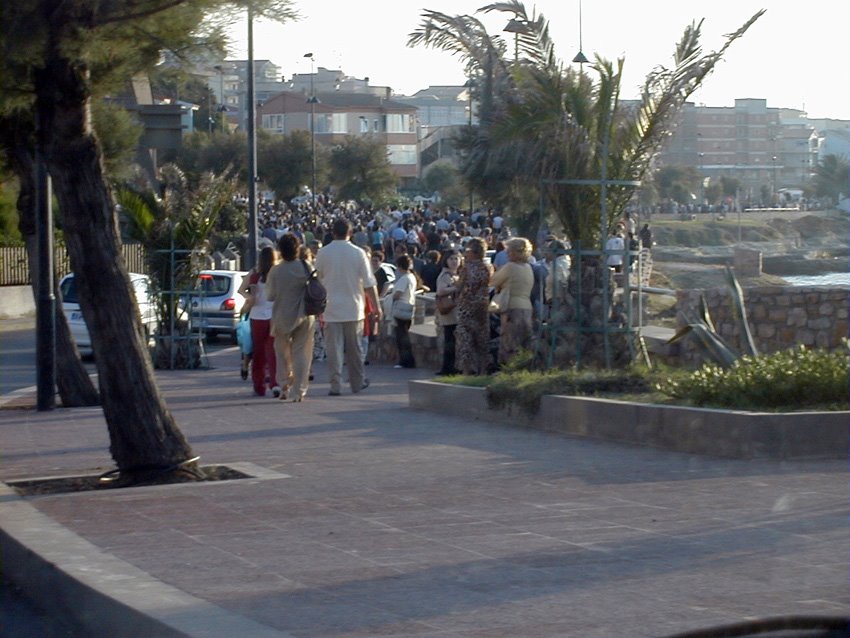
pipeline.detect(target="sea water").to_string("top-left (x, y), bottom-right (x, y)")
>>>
top-left (784, 272), bottom-right (850, 286)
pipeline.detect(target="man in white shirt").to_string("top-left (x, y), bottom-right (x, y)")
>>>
top-left (315, 219), bottom-right (382, 395)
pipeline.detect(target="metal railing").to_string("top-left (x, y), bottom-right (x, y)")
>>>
top-left (0, 243), bottom-right (147, 286)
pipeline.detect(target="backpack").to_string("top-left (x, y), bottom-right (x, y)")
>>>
top-left (301, 260), bottom-right (327, 316)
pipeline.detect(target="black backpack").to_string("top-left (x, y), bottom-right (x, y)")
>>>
top-left (301, 260), bottom-right (327, 316)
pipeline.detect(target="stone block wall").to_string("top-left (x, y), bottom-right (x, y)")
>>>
top-left (676, 285), bottom-right (849, 367)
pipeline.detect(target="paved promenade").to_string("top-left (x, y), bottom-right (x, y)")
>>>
top-left (0, 345), bottom-right (846, 637)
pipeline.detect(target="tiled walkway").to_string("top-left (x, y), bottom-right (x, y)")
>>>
top-left (1, 346), bottom-right (846, 637)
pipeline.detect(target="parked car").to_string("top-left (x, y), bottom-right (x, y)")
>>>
top-left (59, 272), bottom-right (158, 356)
top-left (185, 269), bottom-right (249, 342)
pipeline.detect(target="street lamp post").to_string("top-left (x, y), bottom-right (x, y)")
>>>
top-left (465, 79), bottom-right (474, 214)
top-left (246, 6), bottom-right (258, 270)
top-left (503, 18), bottom-right (525, 64)
top-left (771, 155), bottom-right (777, 204)
top-left (769, 135), bottom-right (777, 205)
top-left (304, 52), bottom-right (318, 210)
top-left (698, 152), bottom-right (705, 208)
top-left (572, 0), bottom-right (589, 69)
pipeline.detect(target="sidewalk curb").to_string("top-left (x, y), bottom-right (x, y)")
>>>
top-left (0, 484), bottom-right (292, 638)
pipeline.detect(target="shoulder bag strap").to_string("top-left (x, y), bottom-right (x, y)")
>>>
top-left (301, 259), bottom-right (315, 278)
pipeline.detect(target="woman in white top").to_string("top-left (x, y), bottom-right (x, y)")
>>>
top-left (243, 246), bottom-right (280, 397)
top-left (392, 254), bottom-right (417, 369)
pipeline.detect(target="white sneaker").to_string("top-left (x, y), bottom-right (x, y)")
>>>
top-left (393, 365), bottom-right (403, 369)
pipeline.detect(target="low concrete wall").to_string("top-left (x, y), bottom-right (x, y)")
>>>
top-left (409, 380), bottom-right (848, 460)
top-left (0, 285), bottom-right (35, 319)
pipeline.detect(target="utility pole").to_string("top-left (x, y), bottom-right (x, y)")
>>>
top-left (305, 52), bottom-right (318, 210)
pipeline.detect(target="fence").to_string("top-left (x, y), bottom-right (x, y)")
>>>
top-left (0, 243), bottom-right (147, 286)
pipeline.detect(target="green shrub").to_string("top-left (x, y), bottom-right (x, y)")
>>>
top-left (658, 343), bottom-right (849, 410)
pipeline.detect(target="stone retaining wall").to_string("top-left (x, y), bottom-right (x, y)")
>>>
top-left (676, 285), bottom-right (849, 366)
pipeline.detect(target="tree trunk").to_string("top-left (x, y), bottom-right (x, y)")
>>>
top-left (547, 254), bottom-right (633, 369)
top-left (3, 114), bottom-right (100, 407)
top-left (33, 46), bottom-right (195, 478)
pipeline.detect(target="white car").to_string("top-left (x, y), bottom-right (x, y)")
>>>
top-left (59, 272), bottom-right (159, 356)
top-left (185, 270), bottom-right (249, 342)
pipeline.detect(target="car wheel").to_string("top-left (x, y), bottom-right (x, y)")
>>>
top-left (229, 330), bottom-right (239, 345)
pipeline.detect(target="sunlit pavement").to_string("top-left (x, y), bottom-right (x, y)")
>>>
top-left (0, 344), bottom-right (846, 637)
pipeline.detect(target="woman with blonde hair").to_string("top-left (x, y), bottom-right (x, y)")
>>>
top-left (489, 237), bottom-right (534, 365)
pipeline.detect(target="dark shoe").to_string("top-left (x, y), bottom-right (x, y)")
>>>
top-left (328, 390), bottom-right (341, 396)
top-left (240, 367), bottom-right (248, 381)
top-left (355, 378), bottom-right (370, 393)
top-left (309, 374), bottom-right (314, 381)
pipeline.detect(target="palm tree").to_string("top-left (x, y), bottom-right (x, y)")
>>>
top-left (410, 1), bottom-right (763, 367)
top-left (117, 165), bottom-right (235, 368)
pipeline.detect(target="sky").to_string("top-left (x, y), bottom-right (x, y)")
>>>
top-left (227, 0), bottom-right (850, 121)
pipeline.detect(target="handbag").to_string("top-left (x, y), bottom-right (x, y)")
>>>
top-left (301, 260), bottom-right (327, 316)
top-left (236, 314), bottom-right (252, 356)
top-left (492, 287), bottom-right (510, 313)
top-left (435, 293), bottom-right (456, 315)
top-left (392, 299), bottom-right (415, 321)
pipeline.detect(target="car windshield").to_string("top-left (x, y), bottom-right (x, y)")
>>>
top-left (59, 276), bottom-right (79, 303)
top-left (195, 274), bottom-right (232, 296)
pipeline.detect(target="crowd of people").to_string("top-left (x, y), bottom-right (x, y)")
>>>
top-left (238, 199), bottom-right (651, 397)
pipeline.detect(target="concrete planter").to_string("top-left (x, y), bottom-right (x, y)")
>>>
top-left (409, 380), bottom-right (848, 460)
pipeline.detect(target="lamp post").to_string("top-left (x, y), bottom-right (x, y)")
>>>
top-left (465, 79), bottom-right (474, 214)
top-left (304, 52), bottom-right (318, 210)
top-left (246, 7), bottom-right (258, 270)
top-left (769, 136), bottom-right (777, 205)
top-left (572, 0), bottom-right (589, 69)
top-left (771, 154), bottom-right (777, 204)
top-left (503, 17), bottom-right (525, 64)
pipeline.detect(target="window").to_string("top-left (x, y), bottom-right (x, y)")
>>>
top-left (316, 113), bottom-right (348, 134)
top-left (359, 117), bottom-right (369, 133)
top-left (387, 144), bottom-right (417, 165)
top-left (428, 106), bottom-right (451, 125)
top-left (261, 114), bottom-right (285, 133)
top-left (385, 113), bottom-right (412, 133)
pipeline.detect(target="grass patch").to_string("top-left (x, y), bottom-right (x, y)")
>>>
top-left (435, 365), bottom-right (680, 416)
top-left (433, 346), bottom-right (849, 415)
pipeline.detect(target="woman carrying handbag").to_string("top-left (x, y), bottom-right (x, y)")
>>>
top-left (435, 249), bottom-right (462, 375)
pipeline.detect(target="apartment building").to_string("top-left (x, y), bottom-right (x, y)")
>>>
top-left (256, 91), bottom-right (419, 181)
top-left (658, 98), bottom-right (823, 199)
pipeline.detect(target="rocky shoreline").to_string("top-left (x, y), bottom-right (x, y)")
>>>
top-left (648, 210), bottom-right (848, 288)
